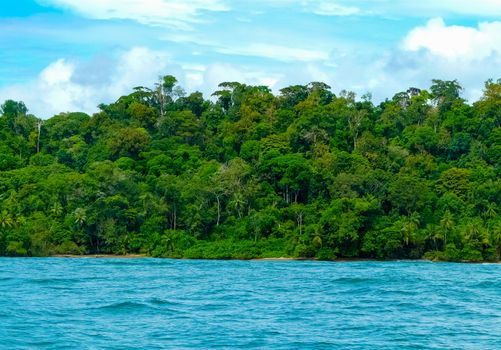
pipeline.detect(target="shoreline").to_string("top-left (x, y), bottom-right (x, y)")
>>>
top-left (51, 255), bottom-right (396, 261)
top-left (48, 254), bottom-right (500, 263)
top-left (52, 254), bottom-right (148, 259)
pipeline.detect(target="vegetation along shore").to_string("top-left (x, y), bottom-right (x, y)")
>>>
top-left (0, 77), bottom-right (500, 262)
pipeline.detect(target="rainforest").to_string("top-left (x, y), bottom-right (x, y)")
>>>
top-left (0, 77), bottom-right (500, 261)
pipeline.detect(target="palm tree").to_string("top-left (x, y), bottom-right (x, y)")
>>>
top-left (463, 222), bottom-right (488, 245)
top-left (229, 192), bottom-right (245, 218)
top-left (425, 224), bottom-right (440, 250)
top-left (50, 202), bottom-right (63, 217)
top-left (401, 212), bottom-right (420, 246)
top-left (153, 197), bottom-right (172, 228)
top-left (15, 215), bottom-right (26, 227)
top-left (407, 212), bottom-right (420, 229)
top-left (400, 224), bottom-right (412, 246)
top-left (484, 202), bottom-right (497, 220)
top-left (73, 208), bottom-right (87, 227)
top-left (0, 211), bottom-right (14, 229)
top-left (139, 192), bottom-right (155, 216)
top-left (489, 223), bottom-right (501, 259)
top-left (440, 211), bottom-right (454, 246)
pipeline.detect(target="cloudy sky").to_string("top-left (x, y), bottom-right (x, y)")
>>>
top-left (1, 0), bottom-right (500, 118)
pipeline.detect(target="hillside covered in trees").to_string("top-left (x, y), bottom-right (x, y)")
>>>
top-left (0, 77), bottom-right (500, 261)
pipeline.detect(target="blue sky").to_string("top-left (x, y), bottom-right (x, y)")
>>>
top-left (0, 0), bottom-right (500, 117)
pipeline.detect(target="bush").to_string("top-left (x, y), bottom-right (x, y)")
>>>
top-left (6, 241), bottom-right (28, 256)
top-left (458, 245), bottom-right (483, 262)
top-left (54, 241), bottom-right (85, 255)
top-left (316, 248), bottom-right (336, 261)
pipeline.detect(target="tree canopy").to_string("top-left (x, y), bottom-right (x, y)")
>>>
top-left (0, 76), bottom-right (500, 262)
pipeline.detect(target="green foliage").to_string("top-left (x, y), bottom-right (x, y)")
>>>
top-left (0, 77), bottom-right (499, 261)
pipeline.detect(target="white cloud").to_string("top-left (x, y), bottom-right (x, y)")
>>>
top-left (403, 18), bottom-right (501, 60)
top-left (106, 47), bottom-right (171, 97)
top-left (263, 0), bottom-right (501, 18)
top-left (40, 59), bottom-right (74, 85)
top-left (260, 1), bottom-right (362, 16)
top-left (351, 0), bottom-right (501, 18)
top-left (0, 55), bottom-right (333, 117)
top-left (38, 0), bottom-right (228, 28)
top-left (201, 63), bottom-right (282, 91)
top-left (349, 19), bottom-right (501, 102)
top-left (311, 2), bottom-right (361, 16)
top-left (0, 47), bottom-right (173, 118)
top-left (2, 18), bottom-right (500, 118)
top-left (37, 0), bottom-right (501, 29)
top-left (217, 43), bottom-right (329, 62)
top-left (160, 29), bottom-right (332, 63)
top-left (397, 0), bottom-right (501, 17)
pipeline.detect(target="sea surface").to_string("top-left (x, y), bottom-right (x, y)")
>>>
top-left (0, 258), bottom-right (499, 350)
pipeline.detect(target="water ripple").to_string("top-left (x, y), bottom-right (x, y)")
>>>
top-left (0, 258), bottom-right (499, 349)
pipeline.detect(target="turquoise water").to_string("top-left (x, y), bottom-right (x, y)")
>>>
top-left (0, 259), bottom-right (499, 349)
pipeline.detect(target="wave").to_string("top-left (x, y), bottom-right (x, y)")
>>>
top-left (147, 298), bottom-right (180, 307)
top-left (0, 259), bottom-right (498, 349)
top-left (92, 299), bottom-right (183, 312)
top-left (28, 277), bottom-right (90, 285)
top-left (332, 277), bottom-right (375, 284)
top-left (93, 301), bottom-right (150, 311)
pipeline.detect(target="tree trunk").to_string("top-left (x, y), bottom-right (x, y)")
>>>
top-left (37, 120), bottom-right (42, 154)
top-left (173, 207), bottom-right (177, 231)
top-left (216, 196), bottom-right (221, 226)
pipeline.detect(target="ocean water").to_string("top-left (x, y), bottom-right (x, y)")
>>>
top-left (0, 259), bottom-right (499, 350)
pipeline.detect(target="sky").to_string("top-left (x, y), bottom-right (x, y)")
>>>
top-left (0, 0), bottom-right (500, 118)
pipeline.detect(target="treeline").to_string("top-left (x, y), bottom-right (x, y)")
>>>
top-left (0, 77), bottom-right (500, 261)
